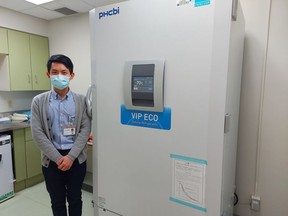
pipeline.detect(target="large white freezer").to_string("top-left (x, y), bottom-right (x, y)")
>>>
top-left (90, 0), bottom-right (245, 215)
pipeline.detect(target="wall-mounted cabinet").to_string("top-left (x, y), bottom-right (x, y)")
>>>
top-left (0, 27), bottom-right (8, 54)
top-left (8, 30), bottom-right (32, 91)
top-left (30, 34), bottom-right (51, 91)
top-left (0, 29), bottom-right (50, 91)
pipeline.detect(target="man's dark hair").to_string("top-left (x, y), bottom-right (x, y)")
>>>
top-left (47, 54), bottom-right (74, 73)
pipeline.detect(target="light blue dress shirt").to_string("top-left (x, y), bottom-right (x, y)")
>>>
top-left (48, 90), bottom-right (76, 150)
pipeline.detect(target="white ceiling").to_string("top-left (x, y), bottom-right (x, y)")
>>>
top-left (0, 0), bottom-right (127, 20)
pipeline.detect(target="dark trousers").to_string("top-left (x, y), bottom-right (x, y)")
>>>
top-left (42, 150), bottom-right (86, 216)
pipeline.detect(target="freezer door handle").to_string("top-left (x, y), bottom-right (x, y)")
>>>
top-left (86, 84), bottom-right (94, 118)
top-left (224, 114), bottom-right (231, 133)
top-left (232, 0), bottom-right (238, 21)
top-left (0, 153), bottom-right (2, 162)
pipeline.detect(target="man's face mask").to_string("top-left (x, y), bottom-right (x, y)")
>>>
top-left (50, 75), bottom-right (70, 90)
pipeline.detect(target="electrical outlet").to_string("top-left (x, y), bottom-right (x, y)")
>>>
top-left (251, 195), bottom-right (261, 211)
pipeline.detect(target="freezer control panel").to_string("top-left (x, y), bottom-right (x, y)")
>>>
top-left (124, 60), bottom-right (165, 112)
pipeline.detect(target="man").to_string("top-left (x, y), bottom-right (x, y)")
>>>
top-left (31, 54), bottom-right (91, 216)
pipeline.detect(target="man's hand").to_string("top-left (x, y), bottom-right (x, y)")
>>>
top-left (56, 156), bottom-right (73, 171)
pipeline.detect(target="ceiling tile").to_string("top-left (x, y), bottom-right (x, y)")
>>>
top-left (40, 1), bottom-right (65, 10)
top-left (81, 0), bottom-right (128, 8)
top-left (58, 0), bottom-right (94, 13)
top-left (0, 0), bottom-right (35, 11)
top-left (22, 6), bottom-right (64, 20)
top-left (79, 0), bottom-right (97, 5)
top-left (0, 0), bottom-right (129, 20)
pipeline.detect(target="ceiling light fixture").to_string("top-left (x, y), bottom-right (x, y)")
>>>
top-left (25, 0), bottom-right (54, 5)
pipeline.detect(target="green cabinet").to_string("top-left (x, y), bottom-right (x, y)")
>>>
top-left (30, 34), bottom-right (50, 90)
top-left (0, 29), bottom-right (50, 91)
top-left (8, 30), bottom-right (32, 90)
top-left (0, 27), bottom-right (8, 54)
top-left (25, 140), bottom-right (42, 178)
top-left (13, 128), bottom-right (43, 192)
top-left (13, 129), bottom-right (27, 183)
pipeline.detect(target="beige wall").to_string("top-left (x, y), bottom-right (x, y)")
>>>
top-left (47, 13), bottom-right (91, 96)
top-left (236, 0), bottom-right (288, 215)
top-left (0, 7), bottom-right (48, 36)
top-left (254, 0), bottom-right (288, 215)
top-left (236, 0), bottom-right (271, 210)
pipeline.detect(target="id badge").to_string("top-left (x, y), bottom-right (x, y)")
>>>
top-left (63, 127), bottom-right (76, 136)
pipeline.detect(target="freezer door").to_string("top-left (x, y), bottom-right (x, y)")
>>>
top-left (0, 142), bottom-right (15, 202)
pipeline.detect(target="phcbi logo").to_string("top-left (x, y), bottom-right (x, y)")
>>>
top-left (99, 7), bottom-right (120, 19)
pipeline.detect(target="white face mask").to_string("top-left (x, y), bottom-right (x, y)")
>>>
top-left (50, 75), bottom-right (70, 90)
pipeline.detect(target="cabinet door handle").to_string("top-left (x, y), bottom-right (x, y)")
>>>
top-left (28, 74), bottom-right (31, 84)
top-left (34, 75), bottom-right (38, 84)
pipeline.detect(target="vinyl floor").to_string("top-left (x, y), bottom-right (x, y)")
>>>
top-left (0, 182), bottom-right (94, 216)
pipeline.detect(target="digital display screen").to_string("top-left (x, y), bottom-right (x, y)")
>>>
top-left (132, 76), bottom-right (153, 93)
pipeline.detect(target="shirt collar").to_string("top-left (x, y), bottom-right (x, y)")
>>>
top-left (51, 89), bottom-right (72, 100)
